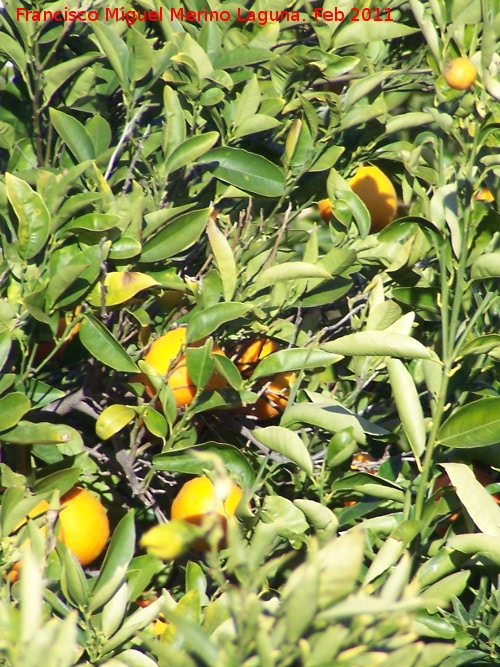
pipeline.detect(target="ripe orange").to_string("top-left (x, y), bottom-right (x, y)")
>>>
top-left (443, 57), bottom-right (477, 90)
top-left (476, 187), bottom-right (494, 202)
top-left (319, 165), bottom-right (397, 233)
top-left (251, 371), bottom-right (294, 421)
top-left (171, 476), bottom-right (243, 550)
top-left (58, 487), bottom-right (110, 566)
top-left (234, 337), bottom-right (280, 376)
top-left (142, 328), bottom-right (227, 408)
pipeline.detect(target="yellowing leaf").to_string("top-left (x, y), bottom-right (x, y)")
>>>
top-left (89, 272), bottom-right (160, 306)
top-left (140, 521), bottom-right (202, 560)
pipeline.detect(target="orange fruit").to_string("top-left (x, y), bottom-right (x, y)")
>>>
top-left (171, 476), bottom-right (243, 550)
top-left (234, 337), bottom-right (280, 376)
top-left (443, 57), bottom-right (477, 90)
top-left (476, 187), bottom-right (494, 202)
top-left (251, 371), bottom-right (294, 421)
top-left (142, 328), bottom-right (227, 408)
top-left (319, 165), bottom-right (397, 233)
top-left (58, 487), bottom-right (110, 566)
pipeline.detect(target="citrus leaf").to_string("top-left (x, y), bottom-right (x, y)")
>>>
top-left (89, 511), bottom-right (136, 612)
top-left (141, 208), bottom-right (210, 263)
top-left (166, 132), bottom-right (219, 173)
top-left (0, 421), bottom-right (83, 447)
top-left (79, 314), bottom-right (138, 373)
top-left (252, 348), bottom-right (341, 379)
top-left (206, 217), bottom-right (237, 302)
top-left (187, 302), bottom-right (250, 342)
top-left (49, 109), bottom-right (96, 162)
top-left (437, 398), bottom-right (500, 448)
top-left (387, 359), bottom-right (426, 461)
top-left (198, 147), bottom-right (285, 197)
top-left (255, 262), bottom-right (331, 289)
top-left (96, 405), bottom-right (136, 440)
top-left (253, 426), bottom-right (314, 474)
top-left (89, 272), bottom-right (160, 307)
top-left (0, 392), bottom-right (31, 433)
top-left (6, 173), bottom-right (50, 260)
top-left (441, 463), bottom-right (500, 537)
top-left (321, 331), bottom-right (435, 359)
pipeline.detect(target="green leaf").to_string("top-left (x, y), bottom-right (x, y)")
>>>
top-left (459, 334), bottom-right (500, 360)
top-left (141, 208), bottom-right (210, 263)
top-left (334, 17), bottom-right (418, 47)
top-left (387, 359), bottom-right (426, 461)
top-left (206, 217), bottom-right (237, 302)
top-left (255, 262), bottom-right (332, 289)
top-left (198, 147), bottom-right (285, 197)
top-left (92, 21), bottom-right (130, 91)
top-left (187, 302), bottom-right (250, 342)
top-left (441, 463), bottom-right (500, 536)
top-left (252, 348), bottom-right (340, 379)
top-left (186, 342), bottom-right (216, 389)
top-left (90, 511), bottom-right (136, 612)
top-left (59, 542), bottom-right (89, 609)
top-left (49, 109), bottom-right (96, 162)
top-left (321, 331), bottom-right (435, 359)
top-left (166, 132), bottom-right (219, 173)
top-left (79, 314), bottom-right (138, 373)
top-left (437, 398), bottom-right (500, 448)
top-left (96, 405), bottom-right (136, 440)
top-left (253, 426), bottom-right (314, 474)
top-left (447, 533), bottom-right (500, 567)
top-left (318, 531), bottom-right (365, 607)
top-left (6, 173), bottom-right (50, 260)
top-left (0, 421), bottom-right (83, 447)
top-left (471, 251), bottom-right (500, 279)
top-left (154, 442), bottom-right (255, 489)
top-left (43, 54), bottom-right (101, 107)
top-left (0, 392), bottom-right (31, 433)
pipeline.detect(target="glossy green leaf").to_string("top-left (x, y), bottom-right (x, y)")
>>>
top-left (153, 442), bottom-right (255, 488)
top-left (6, 173), bottom-right (50, 260)
top-left (187, 302), bottom-right (250, 342)
top-left (387, 358), bottom-right (426, 460)
top-left (198, 147), bottom-right (285, 197)
top-left (186, 341), bottom-right (216, 389)
top-left (255, 262), bottom-right (331, 290)
top-left (96, 404), bottom-right (136, 440)
top-left (438, 398), bottom-right (500, 448)
top-left (0, 392), bottom-right (31, 433)
top-left (49, 109), bottom-right (96, 162)
top-left (459, 334), bottom-right (500, 360)
top-left (471, 251), bottom-right (500, 279)
top-left (441, 463), bottom-right (500, 536)
top-left (447, 533), bottom-right (500, 567)
top-left (90, 511), bottom-right (136, 612)
top-left (252, 348), bottom-right (341, 379)
top-left (92, 21), bottom-right (130, 91)
top-left (0, 421), bottom-right (83, 448)
top-left (207, 217), bottom-right (237, 302)
top-left (253, 426), bottom-right (314, 474)
top-left (141, 208), bottom-right (210, 263)
top-left (321, 331), bottom-right (435, 359)
top-left (79, 314), bottom-right (138, 373)
top-left (59, 542), bottom-right (89, 609)
top-left (166, 132), bottom-right (219, 173)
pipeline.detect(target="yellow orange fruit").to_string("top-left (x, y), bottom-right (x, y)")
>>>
top-left (319, 166), bottom-right (397, 233)
top-left (251, 371), bottom-right (294, 421)
top-left (443, 57), bottom-right (477, 90)
top-left (235, 337), bottom-right (280, 376)
top-left (142, 328), bottom-right (227, 408)
top-left (171, 476), bottom-right (243, 550)
top-left (58, 487), bottom-right (110, 566)
top-left (476, 187), bottom-right (494, 202)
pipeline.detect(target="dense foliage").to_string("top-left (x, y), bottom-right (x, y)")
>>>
top-left (1, 0), bottom-right (500, 665)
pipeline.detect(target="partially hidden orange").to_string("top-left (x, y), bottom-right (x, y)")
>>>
top-left (319, 165), bottom-right (397, 233)
top-left (142, 328), bottom-right (227, 408)
top-left (443, 57), bottom-right (477, 91)
top-left (171, 476), bottom-right (243, 550)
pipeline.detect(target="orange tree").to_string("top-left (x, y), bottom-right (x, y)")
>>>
top-left (1, 0), bottom-right (500, 665)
